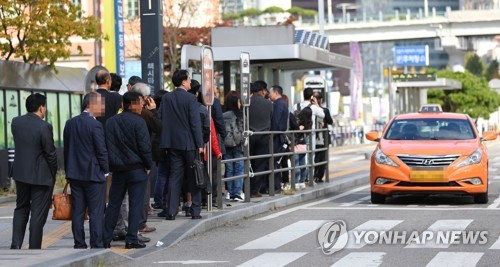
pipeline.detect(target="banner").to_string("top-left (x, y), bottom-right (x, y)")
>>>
top-left (240, 52), bottom-right (250, 106)
top-left (349, 42), bottom-right (363, 121)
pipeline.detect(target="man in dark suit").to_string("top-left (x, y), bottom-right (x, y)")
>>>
top-left (95, 68), bottom-right (122, 127)
top-left (160, 69), bottom-right (204, 220)
top-left (64, 92), bottom-right (109, 249)
top-left (10, 93), bottom-right (58, 249)
top-left (269, 85), bottom-right (289, 193)
top-left (248, 81), bottom-right (273, 198)
top-left (103, 92), bottom-right (152, 249)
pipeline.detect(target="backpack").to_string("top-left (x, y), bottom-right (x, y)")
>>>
top-left (223, 111), bottom-right (243, 148)
top-left (293, 103), bottom-right (313, 130)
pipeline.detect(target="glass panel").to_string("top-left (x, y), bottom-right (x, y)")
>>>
top-left (59, 94), bottom-right (71, 146)
top-left (71, 94), bottom-right (81, 118)
top-left (6, 90), bottom-right (19, 149)
top-left (46, 93), bottom-right (60, 147)
top-left (0, 91), bottom-right (5, 149)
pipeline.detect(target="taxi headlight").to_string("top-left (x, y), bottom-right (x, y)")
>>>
top-left (459, 178), bottom-right (482, 185)
top-left (457, 149), bottom-right (482, 168)
top-left (375, 178), bottom-right (397, 185)
top-left (375, 148), bottom-right (399, 167)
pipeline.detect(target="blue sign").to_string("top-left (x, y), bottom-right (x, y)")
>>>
top-left (394, 45), bottom-right (429, 66)
top-left (114, 0), bottom-right (125, 77)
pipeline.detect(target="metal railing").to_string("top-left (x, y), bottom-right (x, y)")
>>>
top-left (214, 128), bottom-right (330, 209)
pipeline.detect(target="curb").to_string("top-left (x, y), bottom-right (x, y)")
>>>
top-left (51, 172), bottom-right (368, 266)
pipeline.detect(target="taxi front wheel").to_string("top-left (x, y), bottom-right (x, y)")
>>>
top-left (473, 192), bottom-right (488, 204)
top-left (371, 191), bottom-right (386, 204)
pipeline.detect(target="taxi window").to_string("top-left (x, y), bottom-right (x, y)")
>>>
top-left (385, 118), bottom-right (475, 140)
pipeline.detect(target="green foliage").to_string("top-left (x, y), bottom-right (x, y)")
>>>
top-left (464, 53), bottom-right (484, 77)
top-left (240, 8), bottom-right (262, 17)
top-left (484, 60), bottom-right (500, 81)
top-left (222, 13), bottom-right (241, 21)
top-left (427, 69), bottom-right (500, 119)
top-left (0, 0), bottom-right (101, 70)
top-left (263, 6), bottom-right (285, 14)
top-left (287, 7), bottom-right (318, 17)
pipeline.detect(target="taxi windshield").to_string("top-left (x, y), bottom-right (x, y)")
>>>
top-left (384, 118), bottom-right (476, 140)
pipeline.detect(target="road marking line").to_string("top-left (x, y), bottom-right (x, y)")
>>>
top-left (331, 252), bottom-right (385, 267)
top-left (489, 168), bottom-right (498, 172)
top-left (22, 221), bottom-right (72, 249)
top-left (256, 184), bottom-right (370, 221)
top-left (340, 196), bottom-right (371, 207)
top-left (405, 220), bottom-right (473, 248)
top-left (155, 260), bottom-right (230, 264)
top-left (489, 236), bottom-right (500, 249)
top-left (345, 220), bottom-right (403, 249)
top-left (0, 216), bottom-right (13, 219)
top-left (235, 220), bottom-right (327, 250)
top-left (237, 252), bottom-right (307, 267)
top-left (331, 166), bottom-right (369, 178)
top-left (487, 195), bottom-right (500, 209)
top-left (307, 207), bottom-right (497, 211)
top-left (425, 252), bottom-right (483, 267)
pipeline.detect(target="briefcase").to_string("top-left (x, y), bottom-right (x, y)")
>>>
top-left (52, 181), bottom-right (89, 220)
top-left (191, 153), bottom-right (211, 194)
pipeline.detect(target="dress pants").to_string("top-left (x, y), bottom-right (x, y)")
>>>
top-left (314, 145), bottom-right (327, 180)
top-left (11, 181), bottom-right (53, 249)
top-left (69, 179), bottom-right (106, 248)
top-left (249, 134), bottom-right (270, 195)
top-left (104, 169), bottom-right (147, 244)
top-left (167, 149), bottom-right (201, 216)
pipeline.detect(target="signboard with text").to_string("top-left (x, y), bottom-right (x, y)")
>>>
top-left (140, 0), bottom-right (164, 93)
top-left (201, 46), bottom-right (214, 106)
top-left (114, 0), bottom-right (125, 78)
top-left (392, 73), bottom-right (437, 82)
top-left (240, 52), bottom-right (250, 106)
top-left (394, 45), bottom-right (429, 66)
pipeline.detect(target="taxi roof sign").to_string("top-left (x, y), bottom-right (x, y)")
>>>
top-left (419, 104), bottom-right (443, 113)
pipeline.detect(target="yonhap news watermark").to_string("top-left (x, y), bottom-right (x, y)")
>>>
top-left (317, 220), bottom-right (488, 255)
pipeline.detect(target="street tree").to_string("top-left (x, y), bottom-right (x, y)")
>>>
top-left (484, 59), bottom-right (499, 81)
top-left (286, 7), bottom-right (318, 18)
top-left (0, 0), bottom-right (100, 69)
top-left (263, 6), bottom-right (285, 14)
top-left (427, 69), bottom-right (500, 120)
top-left (465, 53), bottom-right (484, 77)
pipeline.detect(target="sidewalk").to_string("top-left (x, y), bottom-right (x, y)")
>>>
top-left (0, 144), bottom-right (374, 267)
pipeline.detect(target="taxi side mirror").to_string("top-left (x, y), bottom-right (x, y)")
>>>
top-left (365, 131), bottom-right (380, 142)
top-left (481, 131), bottom-right (497, 141)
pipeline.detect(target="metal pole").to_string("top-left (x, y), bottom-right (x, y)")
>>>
top-left (217, 158), bottom-right (223, 209)
top-left (388, 68), bottom-right (395, 120)
top-left (325, 129), bottom-right (330, 183)
top-left (318, 0), bottom-right (325, 34)
top-left (291, 133), bottom-right (296, 190)
top-left (268, 133), bottom-right (275, 196)
top-left (308, 131), bottom-right (314, 187)
top-left (243, 106), bottom-right (251, 202)
top-left (207, 106), bottom-right (212, 211)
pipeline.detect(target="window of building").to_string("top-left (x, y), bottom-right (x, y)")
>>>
top-left (126, 0), bottom-right (139, 18)
top-left (46, 92), bottom-right (60, 147)
top-left (71, 94), bottom-right (82, 118)
top-left (6, 90), bottom-right (19, 149)
top-left (59, 94), bottom-right (71, 145)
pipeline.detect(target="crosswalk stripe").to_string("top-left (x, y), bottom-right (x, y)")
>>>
top-left (488, 236), bottom-right (500, 249)
top-left (405, 220), bottom-right (472, 248)
top-left (235, 220), bottom-right (328, 250)
top-left (331, 252), bottom-right (385, 267)
top-left (425, 252), bottom-right (483, 267)
top-left (345, 220), bottom-right (403, 249)
top-left (237, 252), bottom-right (307, 267)
top-left (257, 185), bottom-right (369, 221)
top-left (487, 195), bottom-right (500, 209)
top-left (340, 196), bottom-right (371, 207)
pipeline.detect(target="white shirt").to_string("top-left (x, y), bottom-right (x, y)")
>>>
top-left (292, 101), bottom-right (325, 129)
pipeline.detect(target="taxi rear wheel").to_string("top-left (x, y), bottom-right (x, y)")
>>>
top-left (473, 192), bottom-right (488, 204)
top-left (371, 192), bottom-right (386, 204)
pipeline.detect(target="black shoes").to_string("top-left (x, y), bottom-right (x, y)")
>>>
top-left (125, 242), bottom-right (146, 249)
top-left (138, 234), bottom-right (151, 243)
top-left (112, 230), bottom-right (127, 241)
top-left (103, 243), bottom-right (111, 249)
top-left (165, 214), bottom-right (176, 220)
top-left (10, 245), bottom-right (20, 249)
top-left (151, 203), bottom-right (163, 210)
top-left (192, 215), bottom-right (202, 219)
top-left (184, 206), bottom-right (192, 217)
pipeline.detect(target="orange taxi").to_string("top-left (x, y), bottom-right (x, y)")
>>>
top-left (366, 105), bottom-right (497, 204)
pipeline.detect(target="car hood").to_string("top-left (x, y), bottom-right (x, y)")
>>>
top-left (379, 139), bottom-right (479, 156)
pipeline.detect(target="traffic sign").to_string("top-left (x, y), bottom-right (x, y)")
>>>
top-left (394, 45), bottom-right (429, 66)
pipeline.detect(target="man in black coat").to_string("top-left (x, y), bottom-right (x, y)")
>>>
top-left (269, 85), bottom-right (289, 193)
top-left (95, 68), bottom-right (122, 127)
top-left (160, 69), bottom-right (204, 220)
top-left (10, 93), bottom-right (58, 249)
top-left (103, 92), bottom-right (152, 249)
top-left (248, 81), bottom-right (273, 197)
top-left (64, 92), bottom-right (109, 249)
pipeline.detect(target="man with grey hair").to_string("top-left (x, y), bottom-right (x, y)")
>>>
top-left (130, 82), bottom-right (161, 234)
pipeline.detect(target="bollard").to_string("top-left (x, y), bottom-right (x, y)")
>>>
top-left (8, 148), bottom-right (14, 178)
